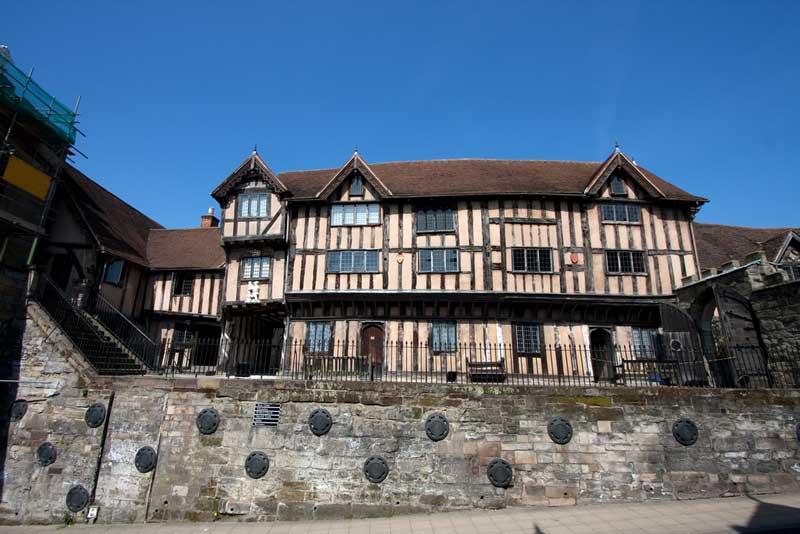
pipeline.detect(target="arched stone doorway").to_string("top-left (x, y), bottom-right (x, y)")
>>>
top-left (589, 328), bottom-right (615, 382)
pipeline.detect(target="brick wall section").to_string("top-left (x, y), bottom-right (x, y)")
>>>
top-left (2, 304), bottom-right (800, 524)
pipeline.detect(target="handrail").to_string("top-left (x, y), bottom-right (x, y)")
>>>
top-left (93, 292), bottom-right (158, 369)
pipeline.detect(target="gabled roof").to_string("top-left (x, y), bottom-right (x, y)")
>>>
top-left (584, 150), bottom-right (666, 198)
top-left (278, 154), bottom-right (706, 202)
top-left (693, 223), bottom-right (800, 270)
top-left (63, 164), bottom-right (163, 265)
top-left (146, 227), bottom-right (224, 270)
top-left (316, 151), bottom-right (392, 199)
top-left (211, 150), bottom-right (287, 200)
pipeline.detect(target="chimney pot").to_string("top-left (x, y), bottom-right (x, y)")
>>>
top-left (200, 207), bottom-right (219, 228)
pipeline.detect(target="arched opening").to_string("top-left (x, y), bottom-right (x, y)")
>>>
top-left (589, 328), bottom-right (615, 382)
top-left (360, 323), bottom-right (384, 380)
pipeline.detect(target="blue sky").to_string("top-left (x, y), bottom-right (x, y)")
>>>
top-left (4, 1), bottom-right (798, 229)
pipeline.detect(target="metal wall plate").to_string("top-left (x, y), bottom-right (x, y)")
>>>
top-left (425, 413), bottom-right (450, 442)
top-left (134, 446), bottom-right (157, 473)
top-left (253, 402), bottom-right (281, 427)
top-left (487, 458), bottom-right (513, 488)
top-left (37, 442), bottom-right (57, 467)
top-left (309, 408), bottom-right (333, 436)
top-left (197, 408), bottom-right (220, 435)
top-left (363, 456), bottom-right (389, 484)
top-left (9, 399), bottom-right (27, 422)
top-left (85, 403), bottom-right (106, 428)
top-left (245, 451), bottom-right (270, 479)
top-left (672, 418), bottom-right (698, 446)
top-left (547, 417), bottom-right (573, 445)
top-left (66, 485), bottom-right (90, 513)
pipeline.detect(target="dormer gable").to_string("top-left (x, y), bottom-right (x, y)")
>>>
top-left (315, 151), bottom-right (392, 200)
top-left (211, 148), bottom-right (287, 202)
top-left (584, 149), bottom-right (665, 200)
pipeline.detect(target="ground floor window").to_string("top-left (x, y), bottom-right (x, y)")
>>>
top-left (513, 323), bottom-right (541, 355)
top-left (306, 322), bottom-right (332, 353)
top-left (431, 321), bottom-right (457, 352)
top-left (631, 327), bottom-right (660, 359)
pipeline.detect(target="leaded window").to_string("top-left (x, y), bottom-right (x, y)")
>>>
top-left (239, 193), bottom-right (269, 218)
top-left (350, 175), bottom-right (363, 196)
top-left (417, 208), bottom-right (455, 233)
top-left (601, 202), bottom-right (640, 223)
top-left (610, 176), bottom-right (628, 197)
top-left (418, 249), bottom-right (459, 273)
top-left (306, 322), bottom-right (332, 354)
top-left (330, 203), bottom-right (380, 226)
top-left (606, 250), bottom-right (646, 274)
top-left (326, 250), bottom-right (380, 273)
top-left (631, 327), bottom-right (660, 359)
top-left (510, 248), bottom-right (553, 273)
top-left (242, 256), bottom-right (271, 280)
top-left (514, 323), bottom-right (541, 355)
top-left (431, 321), bottom-right (457, 353)
top-left (172, 272), bottom-right (193, 295)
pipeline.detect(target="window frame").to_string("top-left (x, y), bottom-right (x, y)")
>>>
top-left (349, 174), bottom-right (364, 197)
top-left (172, 271), bottom-right (194, 296)
top-left (418, 248), bottom-right (459, 273)
top-left (326, 250), bottom-right (380, 273)
top-left (605, 249), bottom-right (647, 275)
top-left (512, 322), bottom-right (542, 356)
top-left (509, 247), bottom-right (554, 274)
top-left (609, 175), bottom-right (628, 197)
top-left (600, 202), bottom-right (641, 224)
top-left (240, 255), bottom-right (272, 281)
top-left (416, 207), bottom-right (456, 234)
top-left (631, 327), bottom-right (661, 360)
top-left (430, 321), bottom-right (458, 354)
top-left (238, 193), bottom-right (270, 219)
top-left (306, 321), bottom-right (333, 354)
top-left (102, 259), bottom-right (125, 286)
top-left (330, 202), bottom-right (381, 227)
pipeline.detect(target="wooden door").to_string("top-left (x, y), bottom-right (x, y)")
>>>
top-left (712, 285), bottom-right (769, 387)
top-left (361, 324), bottom-right (384, 371)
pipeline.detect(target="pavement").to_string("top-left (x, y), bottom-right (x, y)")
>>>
top-left (4, 493), bottom-right (800, 534)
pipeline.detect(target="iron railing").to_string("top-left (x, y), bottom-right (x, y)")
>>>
top-left (30, 273), bottom-right (145, 375)
top-left (150, 337), bottom-right (800, 389)
top-left (93, 293), bottom-right (159, 368)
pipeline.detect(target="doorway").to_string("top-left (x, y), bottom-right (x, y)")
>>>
top-left (361, 324), bottom-right (384, 380)
top-left (589, 328), bottom-right (615, 382)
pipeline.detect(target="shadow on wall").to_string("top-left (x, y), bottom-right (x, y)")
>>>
top-left (0, 312), bottom-right (26, 502)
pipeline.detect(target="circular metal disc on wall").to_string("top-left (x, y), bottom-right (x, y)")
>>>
top-left (134, 446), bottom-right (158, 473)
top-left (66, 485), bottom-right (90, 513)
top-left (672, 418), bottom-right (699, 446)
top-left (9, 399), bottom-right (27, 422)
top-left (196, 408), bottom-right (220, 435)
top-left (547, 417), bottom-right (573, 445)
top-left (425, 413), bottom-right (450, 442)
top-left (245, 451), bottom-right (270, 479)
top-left (363, 456), bottom-right (389, 484)
top-left (37, 442), bottom-right (57, 467)
top-left (85, 403), bottom-right (106, 428)
top-left (309, 408), bottom-right (333, 436)
top-left (487, 458), bottom-right (513, 488)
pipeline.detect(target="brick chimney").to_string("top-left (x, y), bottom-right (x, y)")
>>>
top-left (200, 207), bottom-right (219, 228)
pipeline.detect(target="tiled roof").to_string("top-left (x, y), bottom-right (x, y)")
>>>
top-left (146, 228), bottom-right (224, 270)
top-left (693, 223), bottom-right (799, 270)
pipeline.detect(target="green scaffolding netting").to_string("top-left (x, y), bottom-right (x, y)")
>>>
top-left (0, 55), bottom-right (77, 145)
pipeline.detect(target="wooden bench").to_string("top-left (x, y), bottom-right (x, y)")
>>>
top-left (467, 359), bottom-right (507, 383)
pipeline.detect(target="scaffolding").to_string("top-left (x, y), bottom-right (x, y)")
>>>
top-left (0, 54), bottom-right (77, 145)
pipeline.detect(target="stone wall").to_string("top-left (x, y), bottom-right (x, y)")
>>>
top-left (2, 304), bottom-right (800, 525)
top-left (752, 280), bottom-right (800, 355)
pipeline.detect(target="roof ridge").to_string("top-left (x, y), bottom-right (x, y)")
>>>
top-left (149, 227), bottom-right (220, 232)
top-left (695, 222), bottom-right (796, 231)
top-left (279, 158), bottom-right (603, 175)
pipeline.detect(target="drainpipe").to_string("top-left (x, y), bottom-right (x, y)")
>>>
top-left (89, 391), bottom-right (114, 507)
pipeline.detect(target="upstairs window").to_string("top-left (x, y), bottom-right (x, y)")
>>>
top-left (431, 321), bottom-right (457, 353)
top-left (239, 193), bottom-right (269, 218)
top-left (606, 250), bottom-right (646, 274)
top-left (511, 248), bottom-right (553, 273)
top-left (331, 203), bottom-right (380, 226)
top-left (103, 259), bottom-right (125, 285)
top-left (350, 175), bottom-right (363, 196)
top-left (609, 176), bottom-right (628, 197)
top-left (242, 256), bottom-right (271, 280)
top-left (172, 272), bottom-right (193, 296)
top-left (419, 248), bottom-right (459, 273)
top-left (601, 202), bottom-right (641, 223)
top-left (326, 250), bottom-right (380, 273)
top-left (513, 323), bottom-right (541, 355)
top-left (417, 208), bottom-right (455, 233)
top-left (306, 322), bottom-right (332, 354)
